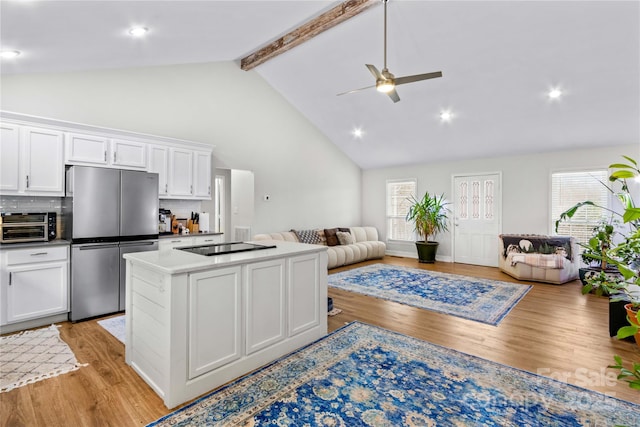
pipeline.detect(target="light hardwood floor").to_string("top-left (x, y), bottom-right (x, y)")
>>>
top-left (2, 256), bottom-right (639, 426)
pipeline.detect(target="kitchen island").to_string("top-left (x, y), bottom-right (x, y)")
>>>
top-left (123, 241), bottom-right (328, 409)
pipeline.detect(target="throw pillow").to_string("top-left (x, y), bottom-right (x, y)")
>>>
top-left (336, 231), bottom-right (354, 245)
top-left (292, 229), bottom-right (322, 245)
top-left (324, 228), bottom-right (339, 246)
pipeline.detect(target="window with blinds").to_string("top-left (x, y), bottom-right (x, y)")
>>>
top-left (386, 179), bottom-right (417, 241)
top-left (551, 170), bottom-right (609, 244)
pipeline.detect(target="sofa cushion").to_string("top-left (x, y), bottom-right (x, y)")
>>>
top-left (337, 231), bottom-right (354, 245)
top-left (324, 228), bottom-right (340, 246)
top-left (292, 229), bottom-right (322, 244)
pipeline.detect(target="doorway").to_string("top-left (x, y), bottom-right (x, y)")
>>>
top-left (452, 173), bottom-right (502, 267)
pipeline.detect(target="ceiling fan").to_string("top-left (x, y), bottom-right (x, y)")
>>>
top-left (337, 0), bottom-right (442, 103)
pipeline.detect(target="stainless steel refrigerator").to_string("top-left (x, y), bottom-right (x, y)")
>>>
top-left (64, 166), bottom-right (159, 321)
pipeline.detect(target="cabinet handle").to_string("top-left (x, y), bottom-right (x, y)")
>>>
top-left (165, 183), bottom-right (168, 193)
top-left (26, 175), bottom-right (29, 188)
top-left (170, 240), bottom-right (183, 243)
top-left (208, 185), bottom-right (211, 195)
top-left (30, 252), bottom-right (48, 256)
top-left (8, 272), bottom-right (12, 286)
top-left (113, 151), bottom-right (117, 163)
top-left (104, 151), bottom-right (107, 162)
top-left (190, 185), bottom-right (193, 194)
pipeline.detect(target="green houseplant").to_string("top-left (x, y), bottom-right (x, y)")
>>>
top-left (556, 156), bottom-right (640, 390)
top-left (405, 191), bottom-right (450, 263)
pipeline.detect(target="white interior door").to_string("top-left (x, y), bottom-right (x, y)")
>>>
top-left (453, 173), bottom-right (502, 267)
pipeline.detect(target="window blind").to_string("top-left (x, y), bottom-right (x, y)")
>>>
top-left (551, 170), bottom-right (609, 244)
top-left (386, 180), bottom-right (416, 241)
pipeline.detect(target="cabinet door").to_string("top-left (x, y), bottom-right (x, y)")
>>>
top-left (288, 254), bottom-right (321, 336)
top-left (169, 148), bottom-right (193, 197)
top-left (23, 126), bottom-right (64, 194)
top-left (193, 151), bottom-right (212, 199)
top-left (148, 144), bottom-right (169, 196)
top-left (5, 262), bottom-right (68, 324)
top-left (112, 138), bottom-right (147, 169)
top-left (188, 266), bottom-right (242, 379)
top-left (0, 123), bottom-right (20, 192)
top-left (245, 259), bottom-right (286, 355)
top-left (65, 132), bottom-right (109, 165)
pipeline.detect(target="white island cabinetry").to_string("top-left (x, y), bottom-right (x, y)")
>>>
top-left (124, 241), bottom-right (327, 409)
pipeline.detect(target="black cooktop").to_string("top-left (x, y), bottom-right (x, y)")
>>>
top-left (178, 242), bottom-right (276, 256)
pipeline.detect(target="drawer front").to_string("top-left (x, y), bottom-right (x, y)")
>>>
top-left (159, 237), bottom-right (194, 250)
top-left (193, 235), bottom-right (222, 245)
top-left (6, 246), bottom-right (68, 265)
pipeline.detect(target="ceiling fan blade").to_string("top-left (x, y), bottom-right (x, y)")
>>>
top-left (387, 88), bottom-right (400, 103)
top-left (336, 84), bottom-right (376, 96)
top-left (394, 71), bottom-right (443, 86)
top-left (366, 64), bottom-right (383, 80)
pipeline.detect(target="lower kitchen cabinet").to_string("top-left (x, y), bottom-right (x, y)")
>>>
top-left (0, 245), bottom-right (69, 326)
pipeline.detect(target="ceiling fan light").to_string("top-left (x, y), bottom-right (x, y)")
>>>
top-left (376, 81), bottom-right (395, 93)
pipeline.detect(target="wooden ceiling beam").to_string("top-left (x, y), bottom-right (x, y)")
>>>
top-left (240, 0), bottom-right (378, 71)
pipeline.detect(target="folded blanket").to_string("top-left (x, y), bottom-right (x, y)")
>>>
top-left (507, 253), bottom-right (565, 269)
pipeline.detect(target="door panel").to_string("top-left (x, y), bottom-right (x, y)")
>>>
top-left (71, 243), bottom-right (120, 321)
top-left (453, 173), bottom-right (501, 267)
top-left (70, 167), bottom-right (120, 239)
top-left (120, 170), bottom-right (158, 237)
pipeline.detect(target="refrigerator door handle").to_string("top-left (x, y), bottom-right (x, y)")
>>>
top-left (79, 243), bottom-right (119, 250)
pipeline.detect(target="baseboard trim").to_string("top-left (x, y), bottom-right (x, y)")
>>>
top-left (384, 251), bottom-right (452, 263)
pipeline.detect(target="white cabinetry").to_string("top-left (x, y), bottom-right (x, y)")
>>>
top-left (288, 253), bottom-right (321, 336)
top-left (65, 133), bottom-right (147, 170)
top-left (159, 234), bottom-right (224, 251)
top-left (125, 244), bottom-right (327, 408)
top-left (194, 151), bottom-right (212, 199)
top-left (0, 123), bottom-right (64, 196)
top-left (111, 138), bottom-right (147, 169)
top-left (1, 245), bottom-right (69, 326)
top-left (169, 148), bottom-right (194, 197)
top-left (188, 266), bottom-right (242, 379)
top-left (0, 123), bottom-right (20, 192)
top-left (148, 144), bottom-right (169, 196)
top-left (65, 132), bottom-right (109, 165)
top-left (245, 259), bottom-right (286, 355)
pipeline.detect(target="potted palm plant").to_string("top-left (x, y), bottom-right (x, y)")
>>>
top-left (405, 191), bottom-right (450, 263)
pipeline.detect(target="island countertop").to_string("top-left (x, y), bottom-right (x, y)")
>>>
top-left (123, 240), bottom-right (327, 275)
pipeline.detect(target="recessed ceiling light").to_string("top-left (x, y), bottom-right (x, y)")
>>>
top-left (0, 50), bottom-right (21, 59)
top-left (439, 110), bottom-right (454, 123)
top-left (128, 26), bottom-right (149, 37)
top-left (352, 128), bottom-right (364, 139)
top-left (548, 88), bottom-right (563, 100)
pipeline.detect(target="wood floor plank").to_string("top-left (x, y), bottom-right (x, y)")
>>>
top-left (1, 256), bottom-right (639, 426)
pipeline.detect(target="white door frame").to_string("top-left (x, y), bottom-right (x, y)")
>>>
top-left (450, 171), bottom-right (503, 266)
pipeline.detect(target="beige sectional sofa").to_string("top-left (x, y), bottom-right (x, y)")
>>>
top-left (498, 234), bottom-right (580, 284)
top-left (253, 226), bottom-right (385, 269)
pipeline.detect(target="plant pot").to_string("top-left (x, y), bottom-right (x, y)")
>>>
top-left (415, 241), bottom-right (439, 263)
top-left (624, 303), bottom-right (640, 348)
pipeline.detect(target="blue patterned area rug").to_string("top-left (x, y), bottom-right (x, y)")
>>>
top-left (148, 322), bottom-right (639, 426)
top-left (329, 263), bottom-right (531, 325)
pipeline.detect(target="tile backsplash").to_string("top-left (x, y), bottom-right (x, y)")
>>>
top-left (0, 196), bottom-right (63, 213)
top-left (159, 199), bottom-right (202, 219)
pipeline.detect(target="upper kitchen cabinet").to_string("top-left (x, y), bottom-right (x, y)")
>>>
top-left (169, 147), bottom-right (194, 197)
top-left (65, 132), bottom-right (109, 166)
top-left (148, 144), bottom-right (169, 196)
top-left (66, 133), bottom-right (147, 170)
top-left (0, 123), bottom-right (64, 196)
top-left (194, 151), bottom-right (212, 199)
top-left (1, 111), bottom-right (213, 200)
top-left (110, 139), bottom-right (147, 169)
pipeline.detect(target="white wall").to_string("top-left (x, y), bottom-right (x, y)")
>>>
top-left (363, 144), bottom-right (640, 259)
top-left (0, 61), bottom-right (362, 234)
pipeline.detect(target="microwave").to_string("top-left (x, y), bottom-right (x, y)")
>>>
top-left (0, 212), bottom-right (57, 243)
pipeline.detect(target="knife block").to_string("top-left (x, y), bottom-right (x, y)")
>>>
top-left (187, 220), bottom-right (199, 234)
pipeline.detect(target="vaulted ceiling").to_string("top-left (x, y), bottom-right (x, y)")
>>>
top-left (2, 1), bottom-right (638, 169)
